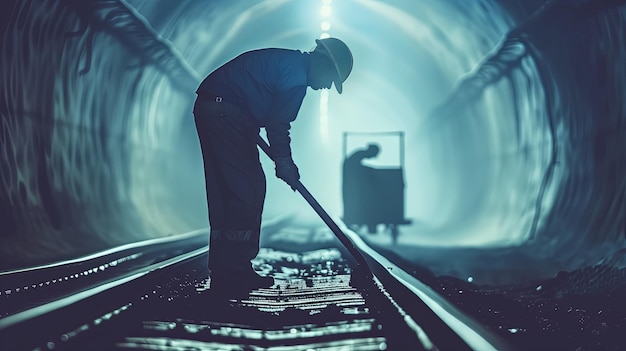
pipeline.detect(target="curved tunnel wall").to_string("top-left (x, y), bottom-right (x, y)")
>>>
top-left (520, 0), bottom-right (626, 254)
top-left (0, 0), bottom-right (204, 266)
top-left (1, 0), bottom-right (625, 278)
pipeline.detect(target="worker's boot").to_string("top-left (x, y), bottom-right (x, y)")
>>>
top-left (210, 265), bottom-right (274, 293)
top-left (208, 229), bottom-right (274, 294)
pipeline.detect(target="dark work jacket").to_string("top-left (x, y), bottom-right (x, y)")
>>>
top-left (196, 48), bottom-right (310, 159)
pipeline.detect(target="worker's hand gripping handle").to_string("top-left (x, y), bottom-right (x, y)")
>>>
top-left (273, 157), bottom-right (300, 191)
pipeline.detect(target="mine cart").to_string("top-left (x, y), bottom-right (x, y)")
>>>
top-left (341, 132), bottom-right (411, 243)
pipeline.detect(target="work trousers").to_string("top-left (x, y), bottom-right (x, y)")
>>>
top-left (193, 95), bottom-right (266, 275)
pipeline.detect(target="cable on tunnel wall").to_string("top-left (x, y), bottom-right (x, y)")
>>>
top-left (66, 0), bottom-right (199, 88)
top-left (0, 0), bottom-right (201, 270)
top-left (528, 1), bottom-right (626, 249)
top-left (421, 24), bottom-right (554, 244)
top-left (420, 1), bottom-right (624, 262)
top-left (500, 0), bottom-right (626, 261)
top-left (521, 39), bottom-right (558, 241)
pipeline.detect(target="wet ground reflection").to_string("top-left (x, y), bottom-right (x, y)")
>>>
top-left (114, 247), bottom-right (395, 350)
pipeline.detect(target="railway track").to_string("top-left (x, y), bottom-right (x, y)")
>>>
top-left (0, 225), bottom-right (508, 350)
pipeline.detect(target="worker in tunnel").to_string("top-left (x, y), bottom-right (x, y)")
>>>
top-left (193, 38), bottom-right (353, 293)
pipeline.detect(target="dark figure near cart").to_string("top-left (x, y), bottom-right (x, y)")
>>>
top-left (342, 142), bottom-right (411, 243)
top-left (342, 143), bottom-right (382, 234)
top-left (193, 38), bottom-right (353, 294)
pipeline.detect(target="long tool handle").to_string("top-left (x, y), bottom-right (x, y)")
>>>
top-left (257, 135), bottom-right (373, 280)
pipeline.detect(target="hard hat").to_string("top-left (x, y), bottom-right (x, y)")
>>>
top-left (314, 37), bottom-right (353, 94)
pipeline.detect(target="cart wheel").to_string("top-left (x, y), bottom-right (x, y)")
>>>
top-left (389, 224), bottom-right (399, 244)
top-left (367, 224), bottom-right (377, 234)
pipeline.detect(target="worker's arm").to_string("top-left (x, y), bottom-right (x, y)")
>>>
top-left (264, 86), bottom-right (306, 158)
top-left (265, 86), bottom-right (306, 190)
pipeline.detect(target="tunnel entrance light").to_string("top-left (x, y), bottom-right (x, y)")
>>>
top-left (319, 0), bottom-right (333, 143)
top-left (321, 5), bottom-right (332, 17)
